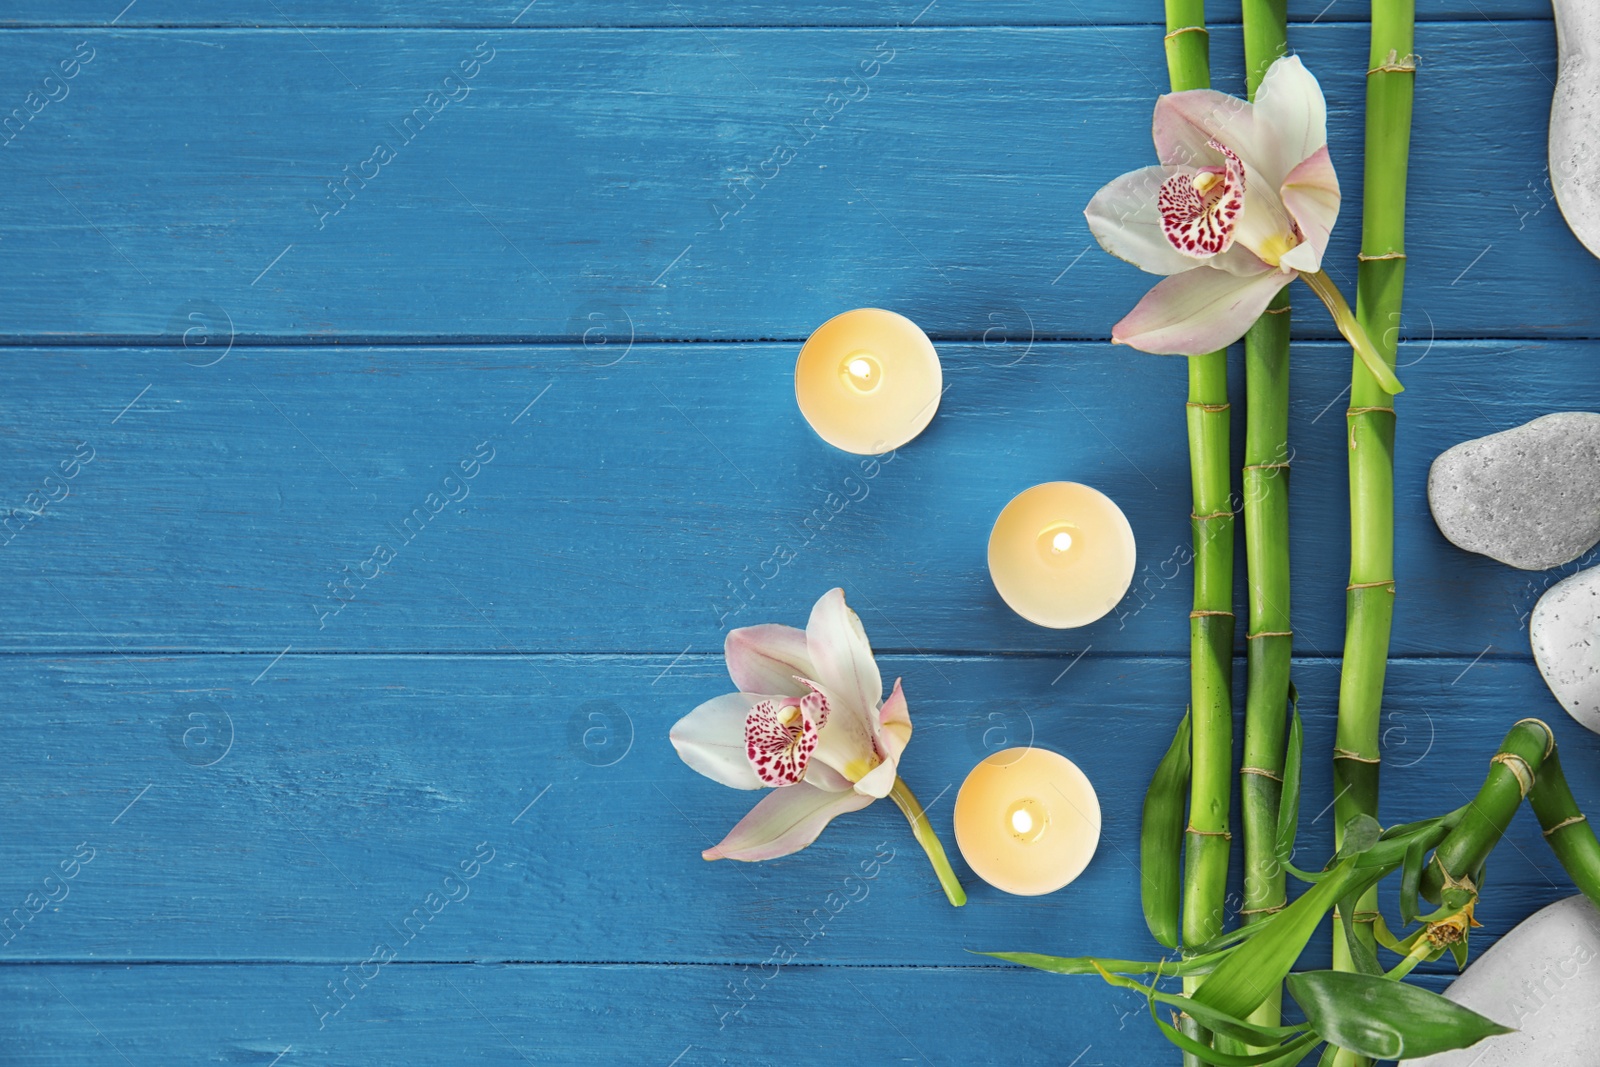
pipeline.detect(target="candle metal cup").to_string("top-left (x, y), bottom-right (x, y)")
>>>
top-left (987, 481), bottom-right (1136, 628)
top-left (953, 747), bottom-right (1101, 896)
top-left (794, 308), bottom-right (942, 454)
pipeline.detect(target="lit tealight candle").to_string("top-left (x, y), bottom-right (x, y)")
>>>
top-left (794, 308), bottom-right (942, 454)
top-left (954, 747), bottom-right (1101, 896)
top-left (988, 481), bottom-right (1136, 628)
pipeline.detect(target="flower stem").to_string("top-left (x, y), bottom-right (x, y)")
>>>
top-left (1298, 271), bottom-right (1403, 395)
top-left (1239, 0), bottom-right (1292, 1046)
top-left (889, 776), bottom-right (966, 907)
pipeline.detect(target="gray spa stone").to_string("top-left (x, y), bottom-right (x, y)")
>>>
top-left (1532, 565), bottom-right (1600, 735)
top-left (1404, 895), bottom-right (1600, 1066)
top-left (1428, 412), bottom-right (1600, 571)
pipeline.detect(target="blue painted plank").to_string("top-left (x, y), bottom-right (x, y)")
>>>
top-left (0, 2), bottom-right (1553, 27)
top-left (0, 24), bottom-right (1581, 342)
top-left (5, 961), bottom-right (1198, 1066)
top-left (0, 340), bottom-right (1592, 655)
top-left (0, 653), bottom-right (1591, 967)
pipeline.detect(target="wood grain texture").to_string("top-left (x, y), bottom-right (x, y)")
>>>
top-left (0, 9), bottom-right (1593, 1065)
top-left (0, 340), bottom-right (1590, 656)
top-left (0, 653), bottom-right (1591, 969)
top-left (0, 23), bottom-right (1582, 343)
top-left (0, 2), bottom-right (1553, 28)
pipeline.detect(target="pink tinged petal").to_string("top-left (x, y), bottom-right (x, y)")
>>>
top-left (849, 678), bottom-right (914, 800)
top-left (1113, 266), bottom-right (1294, 356)
top-left (1278, 146), bottom-right (1340, 273)
top-left (702, 782), bottom-right (876, 861)
top-left (1157, 141), bottom-right (1245, 258)
top-left (1153, 88), bottom-right (1266, 177)
top-left (1213, 243), bottom-right (1274, 278)
top-left (805, 589), bottom-right (882, 721)
top-left (877, 678), bottom-right (912, 764)
top-left (1253, 55), bottom-right (1329, 190)
top-left (724, 624), bottom-right (813, 697)
top-left (1085, 166), bottom-right (1203, 276)
top-left (803, 758), bottom-right (855, 792)
top-left (671, 692), bottom-right (765, 790)
top-left (744, 696), bottom-right (823, 787)
top-left (805, 675), bottom-right (883, 786)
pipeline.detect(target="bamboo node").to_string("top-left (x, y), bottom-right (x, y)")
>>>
top-left (1240, 766), bottom-right (1283, 782)
top-left (1239, 904), bottom-right (1284, 916)
top-left (1333, 748), bottom-right (1380, 764)
top-left (1185, 401), bottom-right (1230, 412)
top-left (1367, 49), bottom-right (1419, 76)
top-left (1191, 509), bottom-right (1233, 521)
top-left (1491, 752), bottom-right (1535, 798)
top-left (1357, 251), bottom-right (1407, 262)
top-left (1544, 814), bottom-right (1588, 837)
top-left (1513, 717), bottom-right (1556, 758)
top-left (1243, 461), bottom-right (1290, 471)
top-left (1164, 25), bottom-right (1209, 41)
top-left (1246, 630), bottom-right (1292, 640)
top-left (1190, 610), bottom-right (1234, 619)
top-left (1346, 406), bottom-right (1397, 417)
top-left (1347, 580), bottom-right (1395, 594)
top-left (1185, 826), bottom-right (1232, 839)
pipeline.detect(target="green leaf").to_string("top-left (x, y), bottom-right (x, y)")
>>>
top-left (1399, 837), bottom-right (1425, 926)
top-left (1336, 891), bottom-right (1383, 976)
top-left (1141, 712), bottom-right (1191, 949)
top-left (1286, 970), bottom-right (1514, 1059)
top-left (1193, 860), bottom-right (1362, 1020)
top-left (1091, 965), bottom-right (1308, 1047)
top-left (974, 950), bottom-right (1220, 979)
top-left (1151, 1004), bottom-right (1320, 1067)
top-left (1274, 697), bottom-right (1302, 868)
top-left (1450, 938), bottom-right (1469, 971)
top-left (1336, 814), bottom-right (1383, 859)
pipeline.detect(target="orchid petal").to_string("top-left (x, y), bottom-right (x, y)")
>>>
top-left (803, 758), bottom-right (855, 792)
top-left (744, 695), bottom-right (824, 787)
top-left (805, 675), bottom-right (884, 789)
top-left (1214, 243), bottom-right (1274, 278)
top-left (806, 589), bottom-right (882, 722)
top-left (1153, 88), bottom-right (1264, 177)
top-left (1113, 267), bottom-right (1293, 355)
top-left (725, 624), bottom-right (813, 698)
top-left (1278, 146), bottom-right (1340, 273)
top-left (1253, 55), bottom-right (1329, 190)
top-left (849, 680), bottom-right (913, 799)
top-left (1086, 166), bottom-right (1204, 276)
top-left (670, 692), bottom-right (764, 790)
top-left (702, 782), bottom-right (875, 861)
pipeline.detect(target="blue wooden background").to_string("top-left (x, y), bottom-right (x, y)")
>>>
top-left (0, 2), bottom-right (1594, 1064)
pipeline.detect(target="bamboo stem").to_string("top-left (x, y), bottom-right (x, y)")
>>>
top-left (1239, 0), bottom-right (1291, 1043)
top-left (1526, 745), bottom-right (1600, 910)
top-left (1331, 9), bottom-right (1413, 1067)
top-left (1163, 4), bottom-right (1232, 1063)
top-left (1421, 719), bottom-right (1553, 907)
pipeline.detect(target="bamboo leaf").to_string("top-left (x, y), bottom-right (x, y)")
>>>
top-left (1273, 696), bottom-right (1302, 867)
top-left (1142, 712), bottom-right (1191, 949)
top-left (1336, 892), bottom-right (1383, 976)
top-left (1091, 965), bottom-right (1308, 1046)
top-left (1286, 970), bottom-right (1514, 1059)
top-left (1152, 1003), bottom-right (1320, 1067)
top-left (1192, 860), bottom-right (1359, 1020)
top-left (1336, 814), bottom-right (1382, 859)
top-left (1400, 838), bottom-right (1425, 926)
top-left (974, 950), bottom-right (1220, 979)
